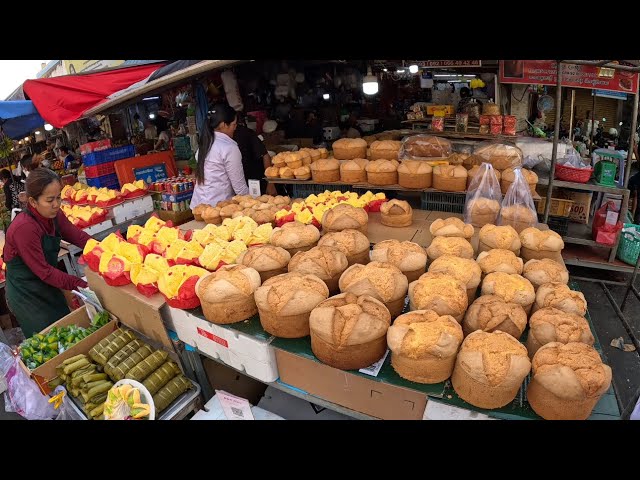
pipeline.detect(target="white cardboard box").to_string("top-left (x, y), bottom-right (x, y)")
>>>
top-left (422, 400), bottom-right (496, 420)
top-left (191, 393), bottom-right (284, 420)
top-left (168, 307), bottom-right (279, 383)
top-left (112, 195), bottom-right (154, 224)
top-left (83, 219), bottom-right (115, 236)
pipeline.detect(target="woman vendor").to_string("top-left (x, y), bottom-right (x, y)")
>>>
top-left (3, 168), bottom-right (92, 337)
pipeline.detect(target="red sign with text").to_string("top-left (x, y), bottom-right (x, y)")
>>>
top-left (499, 60), bottom-right (638, 94)
top-left (197, 327), bottom-right (229, 348)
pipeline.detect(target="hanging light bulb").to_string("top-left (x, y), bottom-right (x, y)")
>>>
top-left (44, 123), bottom-right (53, 131)
top-left (323, 93), bottom-right (330, 100)
top-left (362, 66), bottom-right (379, 95)
top-left (409, 64), bottom-right (419, 74)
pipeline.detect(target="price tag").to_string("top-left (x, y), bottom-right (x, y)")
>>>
top-left (248, 179), bottom-right (261, 198)
top-left (358, 349), bottom-right (389, 377)
top-left (216, 390), bottom-right (255, 420)
top-left (605, 210), bottom-right (619, 226)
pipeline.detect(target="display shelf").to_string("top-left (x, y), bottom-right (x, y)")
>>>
top-left (536, 170), bottom-right (629, 195)
top-left (562, 244), bottom-right (635, 273)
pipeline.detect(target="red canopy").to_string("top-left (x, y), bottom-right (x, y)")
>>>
top-left (23, 63), bottom-right (164, 128)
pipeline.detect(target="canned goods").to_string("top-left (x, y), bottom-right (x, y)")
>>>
top-left (172, 202), bottom-right (179, 212)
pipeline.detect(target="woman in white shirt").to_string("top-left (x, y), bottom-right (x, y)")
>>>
top-left (191, 103), bottom-right (249, 207)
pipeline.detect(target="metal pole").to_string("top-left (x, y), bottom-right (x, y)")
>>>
top-left (569, 89), bottom-right (576, 142)
top-left (620, 248), bottom-right (640, 311)
top-left (590, 93), bottom-right (596, 150)
top-left (544, 61), bottom-right (563, 223)
top-left (625, 83), bottom-right (639, 189)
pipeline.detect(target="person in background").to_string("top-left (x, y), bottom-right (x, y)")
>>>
top-left (1, 169), bottom-right (21, 213)
top-left (304, 111), bottom-right (325, 144)
top-left (629, 169), bottom-right (640, 224)
top-left (144, 121), bottom-right (158, 140)
top-left (154, 128), bottom-right (171, 151)
top-left (191, 103), bottom-right (248, 207)
top-left (3, 168), bottom-right (92, 336)
top-left (234, 113), bottom-right (276, 195)
top-left (133, 113), bottom-right (144, 134)
top-left (58, 146), bottom-right (75, 170)
top-left (344, 112), bottom-right (363, 138)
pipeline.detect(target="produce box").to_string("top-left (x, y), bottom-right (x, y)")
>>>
top-left (564, 191), bottom-right (593, 224)
top-left (19, 306), bottom-right (118, 395)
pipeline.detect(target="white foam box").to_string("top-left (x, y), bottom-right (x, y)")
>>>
top-left (83, 218), bottom-right (114, 236)
top-left (191, 393), bottom-right (284, 420)
top-left (168, 307), bottom-right (279, 383)
top-left (422, 400), bottom-right (496, 420)
top-left (112, 195), bottom-right (154, 224)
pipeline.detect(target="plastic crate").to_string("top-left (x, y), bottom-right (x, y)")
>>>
top-left (84, 161), bottom-right (116, 178)
top-left (86, 173), bottom-right (120, 189)
top-left (82, 145), bottom-right (135, 167)
top-left (617, 223), bottom-right (640, 266)
top-left (173, 136), bottom-right (192, 160)
top-left (538, 213), bottom-right (569, 237)
top-left (421, 191), bottom-right (466, 213)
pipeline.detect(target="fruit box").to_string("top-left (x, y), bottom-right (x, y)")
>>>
top-left (19, 306), bottom-right (118, 395)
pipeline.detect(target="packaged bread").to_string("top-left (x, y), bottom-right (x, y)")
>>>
top-left (428, 255), bottom-right (482, 304)
top-left (408, 271), bottom-right (468, 322)
top-left (309, 293), bottom-right (391, 370)
top-left (426, 236), bottom-right (474, 261)
top-left (467, 165), bottom-right (501, 189)
top-left (527, 342), bottom-right (611, 420)
top-left (478, 224), bottom-right (521, 254)
top-left (519, 227), bottom-right (564, 262)
top-left (318, 229), bottom-right (370, 266)
top-left (237, 245), bottom-right (291, 283)
top-left (522, 258), bottom-right (569, 290)
top-left (451, 330), bottom-right (531, 409)
top-left (526, 307), bottom-right (594, 357)
top-left (499, 204), bottom-right (538, 233)
top-left (463, 294), bottom-right (527, 339)
top-left (371, 240), bottom-right (427, 283)
top-left (192, 204), bottom-right (211, 222)
top-left (278, 166), bottom-right (294, 179)
top-left (397, 160), bottom-right (432, 189)
top-left (255, 272), bottom-right (329, 338)
top-left (369, 140), bottom-right (401, 161)
top-left (310, 158), bottom-right (340, 183)
top-left (293, 165), bottom-right (311, 180)
top-left (288, 246), bottom-right (349, 295)
top-left (501, 167), bottom-right (538, 195)
top-left (340, 158), bottom-right (368, 183)
top-left (400, 134), bottom-right (452, 158)
top-left (195, 264), bottom-right (262, 324)
top-left (476, 249), bottom-right (524, 275)
top-left (533, 283), bottom-right (587, 316)
top-left (481, 272), bottom-right (536, 313)
top-left (365, 159), bottom-right (398, 185)
top-left (387, 310), bottom-right (463, 384)
top-left (432, 165), bottom-right (467, 192)
top-left (429, 217), bottom-right (474, 239)
top-left (464, 163), bottom-right (502, 227)
top-left (332, 138), bottom-right (368, 160)
top-left (321, 203), bottom-right (368, 234)
top-left (270, 221), bottom-right (320, 256)
top-left (380, 199), bottom-right (413, 227)
top-left (202, 206), bottom-right (222, 225)
top-left (339, 261), bottom-right (408, 319)
top-left (466, 198), bottom-right (501, 228)
top-left (474, 141), bottom-right (523, 171)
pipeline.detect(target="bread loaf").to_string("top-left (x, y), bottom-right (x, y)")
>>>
top-left (522, 258), bottom-right (569, 290)
top-left (500, 204), bottom-right (538, 233)
top-left (369, 140), bottom-right (401, 161)
top-left (270, 221), bottom-right (320, 256)
top-left (462, 294), bottom-right (527, 339)
top-left (526, 307), bottom-right (594, 357)
top-left (466, 198), bottom-right (501, 227)
top-left (192, 204), bottom-right (212, 222)
top-left (432, 165), bottom-right (467, 192)
top-left (371, 240), bottom-right (427, 283)
top-left (428, 255), bottom-right (482, 304)
top-left (288, 246), bottom-right (349, 295)
top-left (401, 135), bottom-right (452, 158)
top-left (408, 271), bottom-right (468, 322)
top-left (380, 199), bottom-right (413, 227)
top-left (429, 217), bottom-right (474, 239)
top-left (478, 224), bottom-right (521, 254)
top-left (365, 159), bottom-right (398, 185)
top-left (397, 160), bottom-right (432, 189)
top-left (237, 245), bottom-right (291, 283)
top-left (426, 236), bottom-right (474, 261)
top-left (501, 167), bottom-right (538, 195)
top-left (332, 138), bottom-right (367, 160)
top-left (340, 158), bottom-right (368, 184)
top-left (310, 159), bottom-right (340, 183)
top-left (476, 249), bottom-right (524, 275)
top-left (481, 272), bottom-right (535, 313)
top-left (317, 229), bottom-right (370, 266)
top-left (474, 142), bottom-right (523, 171)
top-left (520, 227), bottom-right (564, 262)
top-left (533, 283), bottom-right (587, 316)
top-left (321, 204), bottom-right (368, 234)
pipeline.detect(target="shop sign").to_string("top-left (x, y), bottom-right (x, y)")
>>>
top-left (593, 89), bottom-right (627, 100)
top-left (134, 163), bottom-right (168, 183)
top-left (418, 60), bottom-right (482, 68)
top-left (499, 60), bottom-right (639, 94)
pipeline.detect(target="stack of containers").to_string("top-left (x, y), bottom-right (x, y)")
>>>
top-left (83, 145), bottom-right (136, 189)
top-left (150, 176), bottom-right (194, 212)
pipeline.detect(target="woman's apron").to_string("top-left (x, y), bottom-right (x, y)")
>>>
top-left (5, 210), bottom-right (70, 337)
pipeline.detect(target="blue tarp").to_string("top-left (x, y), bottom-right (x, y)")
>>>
top-left (0, 100), bottom-right (45, 140)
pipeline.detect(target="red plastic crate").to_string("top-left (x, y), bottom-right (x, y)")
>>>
top-left (85, 161), bottom-right (116, 178)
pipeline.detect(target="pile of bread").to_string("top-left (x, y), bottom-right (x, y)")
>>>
top-left (195, 213), bottom-right (610, 420)
top-left (265, 148), bottom-right (330, 180)
top-left (192, 194), bottom-right (292, 226)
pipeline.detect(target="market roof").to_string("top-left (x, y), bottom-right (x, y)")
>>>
top-left (0, 100), bottom-right (45, 139)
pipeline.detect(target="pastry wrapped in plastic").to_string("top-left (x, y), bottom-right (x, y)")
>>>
top-left (399, 134), bottom-right (452, 159)
top-left (98, 252), bottom-right (132, 286)
top-left (473, 141), bottom-right (523, 171)
top-left (157, 265), bottom-right (210, 309)
top-left (464, 162), bottom-right (502, 227)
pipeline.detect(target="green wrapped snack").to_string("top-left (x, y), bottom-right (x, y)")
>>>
top-left (142, 361), bottom-right (181, 395)
top-left (110, 345), bottom-right (154, 381)
top-left (104, 340), bottom-right (142, 377)
top-left (89, 329), bottom-right (124, 362)
top-left (153, 375), bottom-right (192, 414)
top-left (94, 330), bottom-right (137, 365)
top-left (125, 350), bottom-right (169, 382)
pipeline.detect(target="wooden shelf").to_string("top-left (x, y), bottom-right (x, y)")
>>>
top-left (536, 170), bottom-right (628, 194)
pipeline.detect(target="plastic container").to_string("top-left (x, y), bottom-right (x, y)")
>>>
top-left (617, 223), bottom-right (640, 266)
top-left (85, 162), bottom-right (116, 178)
top-left (86, 173), bottom-right (120, 189)
top-left (594, 160), bottom-right (617, 187)
top-left (106, 379), bottom-right (156, 420)
top-left (82, 145), bottom-right (135, 167)
top-left (554, 164), bottom-right (593, 183)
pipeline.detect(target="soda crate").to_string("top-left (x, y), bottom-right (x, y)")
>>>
top-left (84, 161), bottom-right (116, 178)
top-left (86, 173), bottom-right (120, 189)
top-left (82, 145), bottom-right (135, 167)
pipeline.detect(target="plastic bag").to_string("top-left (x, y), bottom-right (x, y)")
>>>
top-left (498, 168), bottom-right (538, 233)
top-left (52, 386), bottom-right (81, 420)
top-left (474, 141), bottom-right (523, 171)
top-left (559, 147), bottom-right (589, 169)
top-left (592, 201), bottom-right (623, 246)
top-left (399, 134), bottom-right (452, 159)
top-left (464, 162), bottom-right (502, 227)
top-left (0, 343), bottom-right (56, 420)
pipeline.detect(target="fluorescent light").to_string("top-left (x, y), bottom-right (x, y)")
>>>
top-left (35, 131), bottom-right (41, 135)
top-left (143, 96), bottom-right (160, 101)
top-left (396, 69), bottom-right (405, 73)
top-left (149, 113), bottom-right (156, 119)
top-left (383, 68), bottom-right (388, 72)
top-left (464, 75), bottom-right (476, 77)
top-left (434, 74), bottom-right (455, 77)
top-left (409, 64), bottom-right (419, 74)
top-left (44, 123), bottom-right (53, 131)
top-left (447, 80), bottom-right (469, 83)
top-left (323, 93), bottom-right (330, 100)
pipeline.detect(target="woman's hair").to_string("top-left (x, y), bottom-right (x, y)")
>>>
top-left (0, 169), bottom-right (11, 181)
top-left (59, 145), bottom-right (70, 154)
top-left (196, 102), bottom-right (237, 184)
top-left (26, 168), bottom-right (61, 200)
top-left (20, 154), bottom-right (33, 171)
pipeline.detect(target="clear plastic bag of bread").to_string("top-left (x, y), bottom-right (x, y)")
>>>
top-left (498, 168), bottom-right (538, 233)
top-left (464, 162), bottom-right (502, 227)
top-left (474, 140), bottom-right (523, 171)
top-left (399, 134), bottom-right (452, 160)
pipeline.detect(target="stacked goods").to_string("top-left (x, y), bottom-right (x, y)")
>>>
top-left (500, 167), bottom-right (538, 195)
top-left (467, 165), bottom-right (501, 189)
top-left (366, 159), bottom-right (398, 185)
top-left (267, 149), bottom-right (329, 179)
top-left (61, 204), bottom-right (108, 228)
top-left (193, 194), bottom-right (290, 225)
top-left (399, 135), bottom-right (452, 160)
top-left (340, 159), bottom-right (369, 183)
top-left (61, 184), bottom-right (125, 207)
top-left (273, 190), bottom-right (387, 228)
top-left (20, 311), bottom-right (111, 370)
top-left (120, 180), bottom-right (148, 199)
top-left (473, 142), bottom-right (523, 172)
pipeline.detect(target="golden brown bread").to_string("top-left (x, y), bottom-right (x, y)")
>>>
top-left (293, 165), bottom-right (311, 180)
top-left (365, 159), bottom-right (398, 185)
top-left (481, 272), bottom-right (535, 311)
top-left (288, 246), bottom-right (349, 295)
top-left (520, 227), bottom-right (564, 252)
top-left (478, 224), bottom-right (521, 254)
top-left (321, 204), bottom-right (368, 234)
top-left (428, 255), bottom-right (482, 303)
top-left (202, 206), bottom-right (222, 225)
top-left (432, 165), bottom-right (467, 192)
top-left (380, 199), bottom-right (413, 227)
top-left (476, 249), bottom-right (524, 275)
top-left (429, 217), bottom-right (474, 239)
top-left (500, 167), bottom-right (538, 195)
top-left (527, 342), bottom-right (612, 420)
top-left (462, 294), bottom-right (527, 339)
top-left (317, 229), bottom-right (370, 266)
top-left (408, 271), bottom-right (468, 322)
top-left (340, 158), bottom-right (368, 183)
top-left (237, 245), bottom-right (291, 283)
top-left (369, 140), bottom-right (401, 161)
top-left (451, 330), bottom-right (531, 408)
top-left (270, 221), bottom-right (320, 254)
top-left (466, 198), bottom-right (501, 227)
top-left (534, 283), bottom-right (587, 316)
top-left (387, 310), bottom-right (463, 383)
top-left (402, 135), bottom-right (452, 158)
top-left (192, 204), bottom-right (212, 222)
top-left (526, 307), bottom-right (594, 357)
top-left (278, 166), bottom-right (294, 179)
top-left (426, 236), bottom-right (474, 261)
top-left (474, 142), bottom-right (523, 171)
top-left (499, 205), bottom-right (538, 233)
top-left (467, 165), bottom-right (501, 189)
top-left (332, 138), bottom-right (368, 160)
top-left (371, 240), bottom-right (426, 283)
top-left (523, 258), bottom-right (569, 289)
top-left (397, 160), bottom-right (433, 189)
top-left (310, 159), bottom-right (340, 182)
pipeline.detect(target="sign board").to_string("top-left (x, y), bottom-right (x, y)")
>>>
top-left (418, 60), bottom-right (482, 68)
top-left (64, 60), bottom-right (125, 75)
top-left (594, 89), bottom-right (628, 100)
top-left (134, 163), bottom-right (168, 184)
top-left (499, 60), bottom-right (639, 94)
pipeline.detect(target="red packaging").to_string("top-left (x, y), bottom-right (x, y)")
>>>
top-left (503, 115), bottom-right (517, 127)
top-left (592, 201), bottom-right (623, 246)
top-left (80, 139), bottom-right (112, 155)
top-left (480, 115), bottom-right (491, 125)
top-left (490, 115), bottom-right (503, 125)
top-left (431, 116), bottom-right (445, 132)
top-left (503, 124), bottom-right (516, 136)
top-left (490, 124), bottom-right (503, 135)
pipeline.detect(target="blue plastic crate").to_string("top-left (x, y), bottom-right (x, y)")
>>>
top-left (86, 173), bottom-right (120, 189)
top-left (82, 145), bottom-right (135, 167)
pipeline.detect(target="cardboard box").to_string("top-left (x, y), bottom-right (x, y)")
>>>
top-left (85, 269), bottom-right (175, 351)
top-left (160, 190), bottom-right (193, 203)
top-left (274, 349), bottom-right (428, 420)
top-left (83, 218), bottom-right (115, 237)
top-left (202, 358), bottom-right (267, 406)
top-left (564, 190), bottom-right (593, 224)
top-left (257, 385), bottom-right (351, 420)
top-left (20, 306), bottom-right (117, 394)
top-left (157, 209), bottom-right (194, 225)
